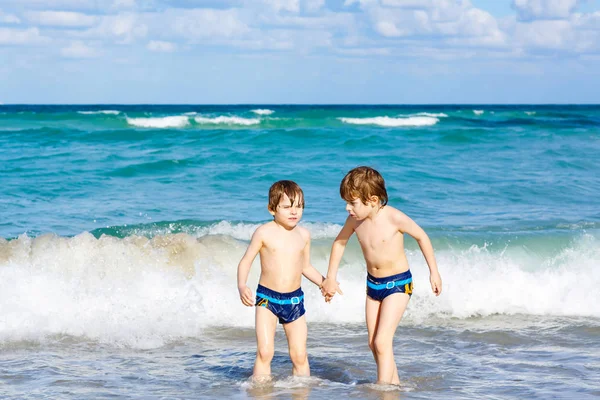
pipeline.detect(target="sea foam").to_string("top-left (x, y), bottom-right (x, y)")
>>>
top-left (194, 116), bottom-right (260, 125)
top-left (414, 112), bottom-right (448, 118)
top-left (0, 231), bottom-right (598, 347)
top-left (126, 116), bottom-right (190, 128)
top-left (251, 109), bottom-right (275, 115)
top-left (338, 116), bottom-right (439, 127)
top-left (78, 110), bottom-right (121, 115)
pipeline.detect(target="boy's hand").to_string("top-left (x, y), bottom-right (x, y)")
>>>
top-left (322, 293), bottom-right (334, 303)
top-left (320, 277), bottom-right (343, 302)
top-left (430, 272), bottom-right (442, 296)
top-left (238, 285), bottom-right (254, 307)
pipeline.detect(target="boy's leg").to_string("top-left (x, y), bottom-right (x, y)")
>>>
top-left (365, 296), bottom-right (382, 364)
top-left (282, 315), bottom-right (310, 376)
top-left (372, 293), bottom-right (410, 385)
top-left (253, 305), bottom-right (278, 378)
top-left (366, 297), bottom-right (400, 382)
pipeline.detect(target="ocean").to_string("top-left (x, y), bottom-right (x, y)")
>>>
top-left (1, 105), bottom-right (599, 399)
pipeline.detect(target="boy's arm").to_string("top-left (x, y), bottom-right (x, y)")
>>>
top-left (394, 210), bottom-right (442, 296)
top-left (322, 216), bottom-right (354, 297)
top-left (301, 232), bottom-right (325, 287)
top-left (302, 264), bottom-right (325, 287)
top-left (301, 230), bottom-right (343, 301)
top-left (237, 228), bottom-right (264, 307)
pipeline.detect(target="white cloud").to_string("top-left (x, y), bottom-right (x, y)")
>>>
top-left (337, 47), bottom-right (391, 56)
top-left (227, 35), bottom-right (295, 51)
top-left (304, 0), bottom-right (326, 12)
top-left (147, 40), bottom-right (176, 52)
top-left (344, 0), bottom-right (377, 6)
top-left (0, 27), bottom-right (47, 45)
top-left (105, 14), bottom-right (147, 41)
top-left (573, 11), bottom-right (600, 32)
top-left (0, 10), bottom-right (20, 23)
top-left (368, 2), bottom-right (506, 47)
top-left (168, 9), bottom-right (249, 40)
top-left (76, 13), bottom-right (148, 44)
top-left (1, 0), bottom-right (139, 12)
top-left (263, 0), bottom-right (300, 13)
top-left (512, 12), bottom-right (600, 53)
top-left (261, 11), bottom-right (355, 30)
top-left (380, 0), bottom-right (438, 9)
top-left (514, 20), bottom-right (571, 49)
top-left (227, 28), bottom-right (332, 51)
top-left (512, 0), bottom-right (582, 21)
top-left (259, 0), bottom-right (334, 14)
top-left (1, 0), bottom-right (598, 61)
top-left (25, 11), bottom-right (97, 27)
top-left (112, 0), bottom-right (136, 9)
top-left (6, 0), bottom-right (97, 10)
top-left (375, 20), bottom-right (405, 36)
top-left (60, 40), bottom-right (99, 57)
top-left (63, 8), bottom-right (248, 47)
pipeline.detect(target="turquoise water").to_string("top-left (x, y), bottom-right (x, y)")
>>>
top-left (2, 105), bottom-right (598, 237)
top-left (1, 105), bottom-right (599, 398)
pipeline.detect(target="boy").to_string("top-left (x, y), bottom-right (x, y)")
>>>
top-left (321, 166), bottom-right (442, 385)
top-left (237, 180), bottom-right (340, 381)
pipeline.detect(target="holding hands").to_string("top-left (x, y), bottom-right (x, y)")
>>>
top-left (320, 277), bottom-right (343, 302)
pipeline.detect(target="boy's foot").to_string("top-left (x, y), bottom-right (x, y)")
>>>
top-left (250, 374), bottom-right (273, 386)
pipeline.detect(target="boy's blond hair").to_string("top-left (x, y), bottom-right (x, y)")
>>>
top-left (340, 166), bottom-right (388, 206)
top-left (268, 180), bottom-right (305, 212)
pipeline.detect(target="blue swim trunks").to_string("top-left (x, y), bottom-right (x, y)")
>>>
top-left (255, 285), bottom-right (306, 324)
top-left (366, 270), bottom-right (413, 301)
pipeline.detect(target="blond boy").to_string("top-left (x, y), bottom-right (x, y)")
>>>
top-left (237, 180), bottom-right (339, 380)
top-left (321, 166), bottom-right (442, 385)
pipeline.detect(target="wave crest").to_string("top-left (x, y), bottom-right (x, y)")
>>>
top-left (1, 229), bottom-right (598, 347)
top-left (339, 116), bottom-right (439, 127)
top-left (251, 109), bottom-right (274, 115)
top-left (194, 116), bottom-right (260, 126)
top-left (126, 116), bottom-right (190, 128)
top-left (414, 112), bottom-right (448, 118)
top-left (78, 110), bottom-right (121, 115)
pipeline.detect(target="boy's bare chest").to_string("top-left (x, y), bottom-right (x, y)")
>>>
top-left (263, 234), bottom-right (305, 255)
top-left (355, 222), bottom-right (400, 250)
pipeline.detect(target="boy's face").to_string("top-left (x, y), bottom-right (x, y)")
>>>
top-left (345, 197), bottom-right (377, 220)
top-left (269, 193), bottom-right (303, 229)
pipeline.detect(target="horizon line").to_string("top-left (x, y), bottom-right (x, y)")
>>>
top-left (2, 103), bottom-right (600, 106)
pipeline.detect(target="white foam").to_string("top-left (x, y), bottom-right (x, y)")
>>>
top-left (195, 221), bottom-right (262, 240)
top-left (473, 110), bottom-right (484, 115)
top-left (251, 109), bottom-right (275, 115)
top-left (413, 112), bottom-right (448, 118)
top-left (193, 221), bottom-right (343, 241)
top-left (0, 232), bottom-right (247, 348)
top-left (338, 116), bottom-right (439, 127)
top-left (1, 232), bottom-right (598, 347)
top-left (194, 116), bottom-right (260, 126)
top-left (525, 111), bottom-right (536, 115)
top-left (78, 110), bottom-right (121, 115)
top-left (126, 116), bottom-right (190, 128)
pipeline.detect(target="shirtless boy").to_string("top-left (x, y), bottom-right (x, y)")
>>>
top-left (237, 180), bottom-right (340, 380)
top-left (322, 166), bottom-right (442, 385)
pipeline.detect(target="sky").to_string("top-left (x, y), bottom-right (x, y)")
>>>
top-left (0, 0), bottom-right (599, 104)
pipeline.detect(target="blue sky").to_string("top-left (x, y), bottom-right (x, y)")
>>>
top-left (1, 0), bottom-right (599, 104)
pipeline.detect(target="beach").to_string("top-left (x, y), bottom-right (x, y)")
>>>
top-left (1, 105), bottom-right (599, 399)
